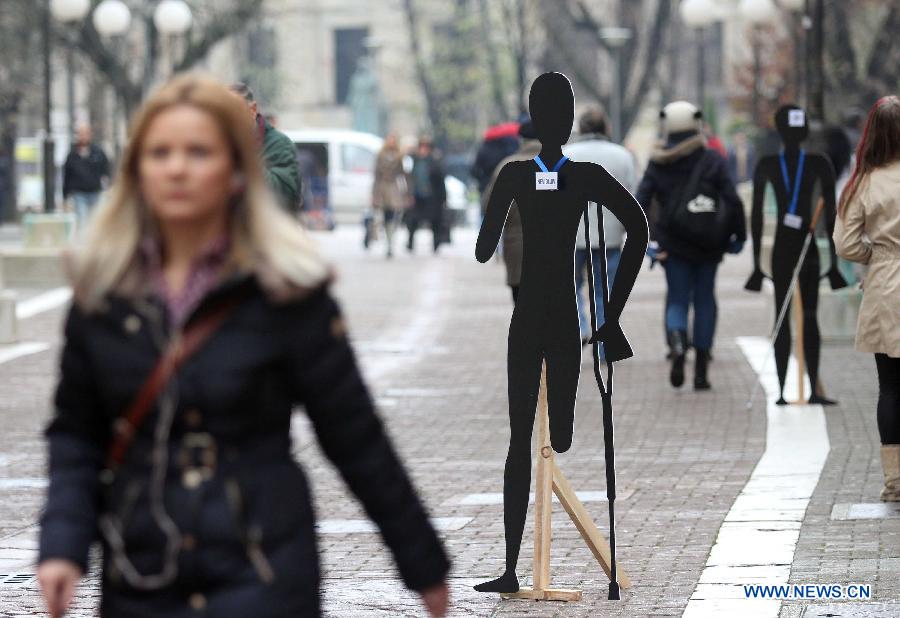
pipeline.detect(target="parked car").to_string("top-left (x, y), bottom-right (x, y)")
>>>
top-left (283, 129), bottom-right (472, 227)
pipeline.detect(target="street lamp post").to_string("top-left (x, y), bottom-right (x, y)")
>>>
top-left (680, 0), bottom-right (719, 113)
top-left (50, 0), bottom-right (91, 156)
top-left (40, 0), bottom-right (194, 212)
top-left (155, 0), bottom-right (194, 78)
top-left (42, 0), bottom-right (55, 213)
top-left (599, 27), bottom-right (632, 143)
top-left (89, 1), bottom-right (192, 154)
top-left (42, 0), bottom-right (92, 213)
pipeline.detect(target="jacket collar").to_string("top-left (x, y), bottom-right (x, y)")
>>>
top-left (650, 132), bottom-right (707, 165)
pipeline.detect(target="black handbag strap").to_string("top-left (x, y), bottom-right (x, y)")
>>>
top-left (679, 149), bottom-right (712, 210)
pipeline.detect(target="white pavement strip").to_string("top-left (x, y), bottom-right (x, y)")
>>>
top-left (0, 341), bottom-right (51, 366)
top-left (0, 287), bottom-right (71, 366)
top-left (450, 489), bottom-right (632, 506)
top-left (0, 528), bottom-right (38, 573)
top-left (682, 336), bottom-right (830, 618)
top-left (316, 517), bottom-right (471, 535)
top-left (15, 287), bottom-right (72, 320)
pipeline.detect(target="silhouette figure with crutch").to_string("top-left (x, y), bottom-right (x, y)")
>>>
top-left (474, 72), bottom-right (648, 594)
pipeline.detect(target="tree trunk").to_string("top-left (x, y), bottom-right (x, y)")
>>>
top-left (477, 0), bottom-right (510, 123)
top-left (401, 0), bottom-right (447, 148)
top-left (620, 0), bottom-right (673, 135)
top-left (0, 106), bottom-right (19, 221)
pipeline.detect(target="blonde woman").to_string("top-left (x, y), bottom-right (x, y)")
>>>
top-left (37, 75), bottom-right (449, 617)
top-left (835, 95), bottom-right (900, 502)
top-left (371, 133), bottom-right (410, 258)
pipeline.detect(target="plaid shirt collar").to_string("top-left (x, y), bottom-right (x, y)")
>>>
top-left (139, 231), bottom-right (232, 328)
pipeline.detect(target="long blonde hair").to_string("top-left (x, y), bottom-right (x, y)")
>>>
top-left (69, 74), bottom-right (330, 312)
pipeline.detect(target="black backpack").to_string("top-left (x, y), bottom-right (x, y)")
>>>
top-left (666, 150), bottom-right (731, 251)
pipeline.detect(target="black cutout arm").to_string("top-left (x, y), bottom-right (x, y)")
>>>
top-left (816, 156), bottom-right (849, 289)
top-left (476, 164), bottom-right (516, 263)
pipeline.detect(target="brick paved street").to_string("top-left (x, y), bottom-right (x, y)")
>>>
top-left (0, 225), bottom-right (898, 617)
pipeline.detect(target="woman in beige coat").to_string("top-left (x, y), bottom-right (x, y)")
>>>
top-left (834, 95), bottom-right (900, 502)
top-left (371, 134), bottom-right (410, 258)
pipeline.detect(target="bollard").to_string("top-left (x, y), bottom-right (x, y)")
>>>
top-left (0, 290), bottom-right (18, 344)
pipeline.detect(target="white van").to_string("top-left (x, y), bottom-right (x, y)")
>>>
top-left (283, 129), bottom-right (471, 226)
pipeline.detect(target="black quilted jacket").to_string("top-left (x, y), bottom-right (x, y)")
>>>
top-left (38, 274), bottom-right (449, 617)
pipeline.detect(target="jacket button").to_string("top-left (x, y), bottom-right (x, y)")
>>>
top-left (123, 315), bottom-right (141, 334)
top-left (188, 592), bottom-right (207, 611)
top-left (185, 408), bottom-right (202, 427)
top-left (183, 469), bottom-right (203, 489)
top-left (330, 316), bottom-right (347, 339)
top-left (182, 534), bottom-right (196, 551)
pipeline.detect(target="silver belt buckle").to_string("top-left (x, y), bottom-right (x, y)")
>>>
top-left (178, 432), bottom-right (217, 489)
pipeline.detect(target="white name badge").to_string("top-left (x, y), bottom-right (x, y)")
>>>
top-left (783, 213), bottom-right (803, 229)
top-left (536, 172), bottom-right (558, 190)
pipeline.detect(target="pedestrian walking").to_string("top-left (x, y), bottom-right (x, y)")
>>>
top-left (406, 136), bottom-right (448, 254)
top-left (471, 121), bottom-right (520, 212)
top-left (481, 120), bottom-right (541, 303)
top-left (727, 129), bottom-right (756, 184)
top-left (230, 82), bottom-right (303, 214)
top-left (63, 123), bottom-right (110, 231)
top-left (834, 95), bottom-right (900, 503)
top-left (564, 105), bottom-right (637, 350)
top-left (37, 74), bottom-right (450, 618)
top-left (636, 101), bottom-right (746, 390)
top-left (371, 133), bottom-right (410, 258)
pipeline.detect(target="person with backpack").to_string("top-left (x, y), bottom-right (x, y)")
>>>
top-left (564, 105), bottom-right (637, 350)
top-left (636, 101), bottom-right (746, 390)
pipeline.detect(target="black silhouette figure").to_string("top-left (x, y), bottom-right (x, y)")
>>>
top-left (474, 72), bottom-right (648, 594)
top-left (745, 104), bottom-right (848, 405)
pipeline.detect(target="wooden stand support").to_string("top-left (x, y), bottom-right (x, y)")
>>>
top-left (502, 364), bottom-right (631, 602)
top-left (788, 282), bottom-right (807, 405)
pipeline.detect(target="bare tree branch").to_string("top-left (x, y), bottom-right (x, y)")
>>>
top-left (478, 0), bottom-right (510, 122)
top-left (175, 0), bottom-right (265, 71)
top-left (621, 0), bottom-right (673, 133)
top-left (401, 0), bottom-right (446, 147)
top-left (865, 4), bottom-right (899, 94)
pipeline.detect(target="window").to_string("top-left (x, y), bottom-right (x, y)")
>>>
top-left (340, 143), bottom-right (375, 174)
top-left (248, 25), bottom-right (276, 67)
top-left (334, 27), bottom-right (369, 104)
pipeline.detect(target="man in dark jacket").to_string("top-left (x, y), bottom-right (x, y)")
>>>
top-left (231, 82), bottom-right (302, 213)
top-left (406, 136), bottom-right (448, 254)
top-left (470, 121), bottom-right (520, 208)
top-left (63, 124), bottom-right (109, 229)
top-left (636, 100), bottom-right (746, 391)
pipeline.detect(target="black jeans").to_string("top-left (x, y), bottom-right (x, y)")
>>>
top-left (876, 353), bottom-right (900, 444)
top-left (406, 195), bottom-right (445, 251)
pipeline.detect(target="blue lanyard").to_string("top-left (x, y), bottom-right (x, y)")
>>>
top-left (534, 155), bottom-right (568, 173)
top-left (779, 150), bottom-right (806, 216)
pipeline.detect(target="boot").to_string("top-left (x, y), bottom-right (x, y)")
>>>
top-left (694, 349), bottom-right (711, 391)
top-left (667, 330), bottom-right (687, 388)
top-left (880, 445), bottom-right (900, 502)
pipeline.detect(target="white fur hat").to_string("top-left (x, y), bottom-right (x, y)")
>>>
top-left (660, 101), bottom-right (702, 134)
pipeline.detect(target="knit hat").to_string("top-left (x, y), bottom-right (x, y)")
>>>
top-left (660, 101), bottom-right (702, 134)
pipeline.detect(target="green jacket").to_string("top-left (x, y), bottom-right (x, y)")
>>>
top-left (260, 117), bottom-right (302, 212)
